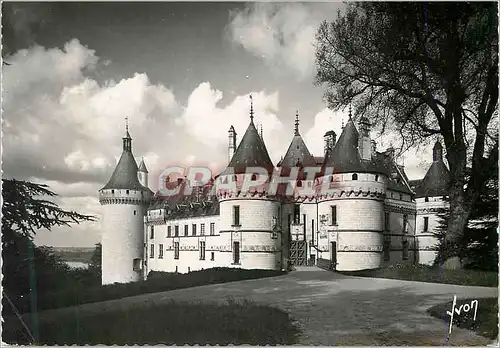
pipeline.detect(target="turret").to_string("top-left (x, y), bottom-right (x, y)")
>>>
top-left (98, 121), bottom-right (152, 285)
top-left (217, 95), bottom-right (282, 271)
top-left (138, 157), bottom-right (149, 188)
top-left (433, 141), bottom-right (443, 162)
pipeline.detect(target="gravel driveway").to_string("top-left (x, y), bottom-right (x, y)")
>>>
top-left (39, 267), bottom-right (498, 346)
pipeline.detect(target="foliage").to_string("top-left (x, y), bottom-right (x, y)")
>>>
top-left (1, 178), bottom-right (96, 338)
top-left (88, 243), bottom-right (102, 277)
top-left (434, 159), bottom-right (498, 271)
top-left (315, 2), bottom-right (498, 257)
top-left (19, 268), bottom-right (286, 313)
top-left (338, 264), bottom-right (498, 287)
top-left (427, 297), bottom-right (498, 340)
top-left (3, 298), bottom-right (300, 345)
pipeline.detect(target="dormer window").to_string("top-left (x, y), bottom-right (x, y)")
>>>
top-left (296, 180), bottom-right (302, 187)
top-left (251, 173), bottom-right (257, 181)
top-left (352, 174), bottom-right (358, 181)
top-left (126, 190), bottom-right (129, 194)
top-left (424, 197), bottom-right (429, 202)
top-left (375, 175), bottom-right (379, 182)
top-left (111, 190), bottom-right (115, 194)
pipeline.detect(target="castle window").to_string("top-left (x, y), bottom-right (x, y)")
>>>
top-left (403, 214), bottom-right (408, 234)
top-left (211, 252), bottom-right (215, 261)
top-left (233, 241), bottom-right (240, 264)
top-left (200, 241), bottom-right (206, 260)
top-left (192, 224), bottom-right (197, 236)
top-left (159, 244), bottom-right (164, 259)
top-left (150, 226), bottom-right (155, 239)
top-left (210, 222), bottom-right (215, 235)
top-left (184, 225), bottom-right (189, 237)
top-left (134, 210), bottom-right (137, 215)
top-left (251, 173), bottom-right (257, 181)
top-left (385, 212), bottom-right (390, 231)
top-left (296, 180), bottom-right (302, 187)
top-left (375, 175), bottom-right (379, 181)
top-left (331, 206), bottom-right (337, 225)
top-left (133, 258), bottom-right (142, 271)
top-left (423, 217), bottom-right (429, 232)
top-left (293, 204), bottom-right (300, 224)
top-left (126, 190), bottom-right (129, 194)
top-left (402, 240), bottom-right (409, 260)
top-left (174, 242), bottom-right (179, 259)
top-left (150, 244), bottom-right (154, 258)
top-left (233, 175), bottom-right (237, 181)
top-left (233, 206), bottom-right (240, 226)
top-left (200, 223), bottom-right (205, 236)
top-left (383, 239), bottom-right (391, 261)
top-left (330, 176), bottom-right (334, 183)
top-left (111, 190), bottom-right (115, 194)
top-left (174, 225), bottom-right (179, 237)
top-left (400, 194), bottom-right (403, 200)
top-left (167, 226), bottom-right (172, 237)
top-left (424, 197), bottom-right (429, 202)
top-left (352, 173), bottom-right (358, 180)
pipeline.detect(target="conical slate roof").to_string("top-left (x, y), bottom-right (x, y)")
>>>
top-left (279, 112), bottom-right (316, 168)
top-left (101, 132), bottom-right (149, 191)
top-left (415, 141), bottom-right (450, 198)
top-left (324, 119), bottom-right (365, 173)
top-left (226, 120), bottom-right (274, 174)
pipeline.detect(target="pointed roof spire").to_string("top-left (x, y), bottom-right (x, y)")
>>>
top-left (138, 157), bottom-right (149, 173)
top-left (348, 104), bottom-right (353, 121)
top-left (249, 94), bottom-right (254, 123)
top-left (125, 115), bottom-right (130, 138)
top-left (341, 115), bottom-right (345, 130)
top-left (294, 110), bottom-right (300, 135)
top-left (260, 124), bottom-right (263, 138)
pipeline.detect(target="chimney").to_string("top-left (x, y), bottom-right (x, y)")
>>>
top-left (358, 116), bottom-right (372, 160)
top-left (228, 126), bottom-right (237, 163)
top-left (323, 130), bottom-right (336, 155)
top-left (433, 141), bottom-right (443, 162)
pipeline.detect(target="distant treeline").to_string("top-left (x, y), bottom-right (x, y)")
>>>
top-left (50, 247), bottom-right (95, 263)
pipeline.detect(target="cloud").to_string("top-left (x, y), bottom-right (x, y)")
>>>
top-left (227, 3), bottom-right (340, 79)
top-left (177, 82), bottom-right (286, 166)
top-left (303, 107), bottom-right (346, 157)
top-left (3, 39), bottom-right (180, 188)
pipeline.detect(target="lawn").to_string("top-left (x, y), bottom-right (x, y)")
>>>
top-left (3, 298), bottom-right (301, 345)
top-left (427, 297), bottom-right (498, 340)
top-left (337, 263), bottom-right (498, 287)
top-left (12, 268), bottom-right (286, 313)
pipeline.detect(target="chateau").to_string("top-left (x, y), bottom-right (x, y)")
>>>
top-left (98, 102), bottom-right (450, 285)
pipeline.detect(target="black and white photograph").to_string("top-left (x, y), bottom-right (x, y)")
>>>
top-left (2, 1), bottom-right (498, 346)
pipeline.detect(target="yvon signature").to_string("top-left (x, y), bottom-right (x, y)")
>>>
top-left (446, 295), bottom-right (478, 337)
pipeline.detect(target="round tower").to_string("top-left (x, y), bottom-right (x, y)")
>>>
top-left (414, 140), bottom-right (450, 265)
top-left (216, 96), bottom-right (282, 270)
top-left (98, 126), bottom-right (152, 285)
top-left (316, 118), bottom-right (386, 271)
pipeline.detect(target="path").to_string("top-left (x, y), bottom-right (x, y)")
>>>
top-left (38, 268), bottom-right (498, 345)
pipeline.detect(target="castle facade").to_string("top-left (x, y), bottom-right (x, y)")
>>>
top-left (98, 104), bottom-right (450, 285)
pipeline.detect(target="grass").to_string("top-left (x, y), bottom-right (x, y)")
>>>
top-left (338, 263), bottom-right (498, 287)
top-left (3, 298), bottom-right (301, 345)
top-left (427, 297), bottom-right (498, 340)
top-left (26, 268), bottom-right (286, 313)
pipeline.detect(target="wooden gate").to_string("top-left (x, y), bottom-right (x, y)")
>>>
top-left (290, 240), bottom-right (307, 266)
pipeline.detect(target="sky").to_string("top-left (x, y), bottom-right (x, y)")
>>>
top-left (2, 2), bottom-right (437, 248)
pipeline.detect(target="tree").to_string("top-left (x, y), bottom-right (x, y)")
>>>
top-left (435, 160), bottom-right (498, 270)
top-left (2, 179), bottom-right (95, 342)
top-left (315, 2), bottom-right (498, 262)
top-left (88, 242), bottom-right (102, 276)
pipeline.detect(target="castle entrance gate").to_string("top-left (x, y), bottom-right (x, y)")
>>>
top-left (289, 240), bottom-right (307, 266)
